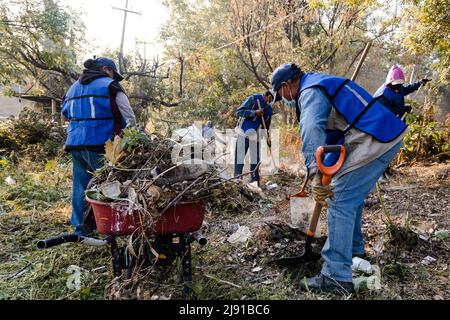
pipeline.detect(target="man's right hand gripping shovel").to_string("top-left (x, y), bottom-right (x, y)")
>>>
top-left (270, 145), bottom-right (346, 266)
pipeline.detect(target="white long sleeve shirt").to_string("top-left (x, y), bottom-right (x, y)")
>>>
top-left (116, 92), bottom-right (136, 127)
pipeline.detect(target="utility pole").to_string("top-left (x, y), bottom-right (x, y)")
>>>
top-left (409, 64), bottom-right (417, 84)
top-left (136, 41), bottom-right (154, 61)
top-left (112, 0), bottom-right (141, 73)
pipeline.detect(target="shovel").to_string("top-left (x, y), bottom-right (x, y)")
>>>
top-left (270, 145), bottom-right (346, 266)
top-left (256, 99), bottom-right (278, 174)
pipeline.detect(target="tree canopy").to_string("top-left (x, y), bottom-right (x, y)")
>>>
top-left (0, 0), bottom-right (448, 122)
top-left (0, 0), bottom-right (85, 99)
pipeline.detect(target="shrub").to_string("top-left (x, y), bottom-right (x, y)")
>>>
top-left (0, 109), bottom-right (66, 161)
top-left (397, 101), bottom-right (450, 163)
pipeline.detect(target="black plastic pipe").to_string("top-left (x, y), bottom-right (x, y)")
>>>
top-left (36, 233), bottom-right (110, 250)
top-left (190, 231), bottom-right (207, 246)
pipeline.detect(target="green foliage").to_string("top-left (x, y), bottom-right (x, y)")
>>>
top-left (0, 122), bottom-right (20, 152)
top-left (121, 126), bottom-right (151, 152)
top-left (0, 157), bottom-right (71, 212)
top-left (159, 0), bottom-right (414, 125)
top-left (383, 262), bottom-right (412, 280)
top-left (404, 0), bottom-right (450, 85)
top-left (0, 110), bottom-right (66, 161)
top-left (0, 0), bottom-right (85, 97)
top-left (400, 104), bottom-right (450, 162)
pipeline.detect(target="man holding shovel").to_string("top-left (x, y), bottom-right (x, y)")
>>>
top-left (234, 91), bottom-right (273, 187)
top-left (271, 63), bottom-right (408, 293)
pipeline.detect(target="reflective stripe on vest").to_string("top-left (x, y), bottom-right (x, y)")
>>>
top-left (61, 77), bottom-right (118, 147)
top-left (299, 73), bottom-right (407, 143)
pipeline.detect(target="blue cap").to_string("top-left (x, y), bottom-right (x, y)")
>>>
top-left (95, 57), bottom-right (124, 81)
top-left (271, 63), bottom-right (301, 92)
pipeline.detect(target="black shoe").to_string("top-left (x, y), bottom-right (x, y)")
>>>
top-left (299, 274), bottom-right (354, 294)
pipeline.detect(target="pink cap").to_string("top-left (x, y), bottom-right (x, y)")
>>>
top-left (386, 65), bottom-right (405, 85)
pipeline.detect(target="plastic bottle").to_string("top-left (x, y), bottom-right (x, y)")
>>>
top-left (352, 257), bottom-right (373, 274)
top-left (353, 275), bottom-right (381, 293)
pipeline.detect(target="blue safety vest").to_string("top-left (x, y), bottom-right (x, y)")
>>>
top-left (239, 94), bottom-right (272, 133)
top-left (374, 84), bottom-right (406, 113)
top-left (299, 73), bottom-right (408, 143)
top-left (61, 77), bottom-right (122, 149)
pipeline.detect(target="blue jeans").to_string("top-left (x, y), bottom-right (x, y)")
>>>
top-left (234, 134), bottom-right (261, 183)
top-left (70, 150), bottom-right (104, 235)
top-left (321, 142), bottom-right (402, 282)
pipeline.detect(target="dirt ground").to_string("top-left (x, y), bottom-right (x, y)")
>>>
top-left (0, 161), bottom-right (449, 300)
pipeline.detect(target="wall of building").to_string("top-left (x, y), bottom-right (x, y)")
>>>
top-left (0, 96), bottom-right (36, 121)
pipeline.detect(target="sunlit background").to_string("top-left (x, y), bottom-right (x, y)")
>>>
top-left (59, 0), bottom-right (169, 60)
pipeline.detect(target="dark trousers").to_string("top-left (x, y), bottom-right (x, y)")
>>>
top-left (234, 134), bottom-right (260, 183)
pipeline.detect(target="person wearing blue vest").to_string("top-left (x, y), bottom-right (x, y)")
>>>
top-left (234, 91), bottom-right (273, 186)
top-left (61, 57), bottom-right (136, 236)
top-left (271, 63), bottom-right (409, 293)
top-left (374, 65), bottom-right (431, 119)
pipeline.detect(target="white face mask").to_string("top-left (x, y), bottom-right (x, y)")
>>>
top-left (281, 85), bottom-right (298, 109)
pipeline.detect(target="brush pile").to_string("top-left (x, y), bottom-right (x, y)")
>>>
top-left (86, 127), bottom-right (260, 228)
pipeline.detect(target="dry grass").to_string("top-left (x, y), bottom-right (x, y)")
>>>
top-left (0, 156), bottom-right (449, 300)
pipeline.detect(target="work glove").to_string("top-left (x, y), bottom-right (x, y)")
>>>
top-left (255, 109), bottom-right (264, 117)
top-left (311, 173), bottom-right (333, 207)
top-left (421, 78), bottom-right (431, 85)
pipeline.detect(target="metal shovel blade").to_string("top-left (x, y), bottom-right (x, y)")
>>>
top-left (289, 194), bottom-right (318, 235)
top-left (270, 247), bottom-right (321, 266)
top-left (269, 193), bottom-right (322, 266)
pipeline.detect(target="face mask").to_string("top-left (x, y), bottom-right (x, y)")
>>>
top-left (281, 85), bottom-right (298, 109)
top-left (283, 97), bottom-right (297, 109)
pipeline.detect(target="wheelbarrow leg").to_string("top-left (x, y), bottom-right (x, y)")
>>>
top-left (124, 233), bottom-right (139, 279)
top-left (181, 234), bottom-right (192, 294)
top-left (110, 236), bottom-right (122, 278)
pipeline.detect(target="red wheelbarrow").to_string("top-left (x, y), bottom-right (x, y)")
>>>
top-left (37, 198), bottom-right (207, 294)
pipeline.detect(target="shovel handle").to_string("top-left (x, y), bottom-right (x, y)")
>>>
top-left (305, 145), bottom-right (345, 240)
top-left (257, 99), bottom-right (277, 168)
top-left (306, 202), bottom-right (322, 238)
top-left (316, 145), bottom-right (346, 186)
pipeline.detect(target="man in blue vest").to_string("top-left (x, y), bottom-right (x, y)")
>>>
top-left (61, 57), bottom-right (136, 236)
top-left (271, 63), bottom-right (408, 293)
top-left (234, 91), bottom-right (273, 186)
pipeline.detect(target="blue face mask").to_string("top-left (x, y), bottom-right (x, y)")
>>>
top-left (283, 97), bottom-right (297, 109)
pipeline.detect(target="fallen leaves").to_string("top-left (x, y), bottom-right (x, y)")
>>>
top-left (104, 136), bottom-right (125, 165)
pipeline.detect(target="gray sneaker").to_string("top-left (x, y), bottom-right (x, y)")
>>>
top-left (299, 274), bottom-right (354, 294)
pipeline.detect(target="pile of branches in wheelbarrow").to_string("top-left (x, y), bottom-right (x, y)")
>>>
top-left (86, 127), bottom-right (260, 228)
top-left (37, 127), bottom-right (263, 296)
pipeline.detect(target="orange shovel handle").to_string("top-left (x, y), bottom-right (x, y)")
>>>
top-left (316, 145), bottom-right (346, 186)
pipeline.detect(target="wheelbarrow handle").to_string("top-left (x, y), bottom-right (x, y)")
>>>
top-left (316, 145), bottom-right (346, 186)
